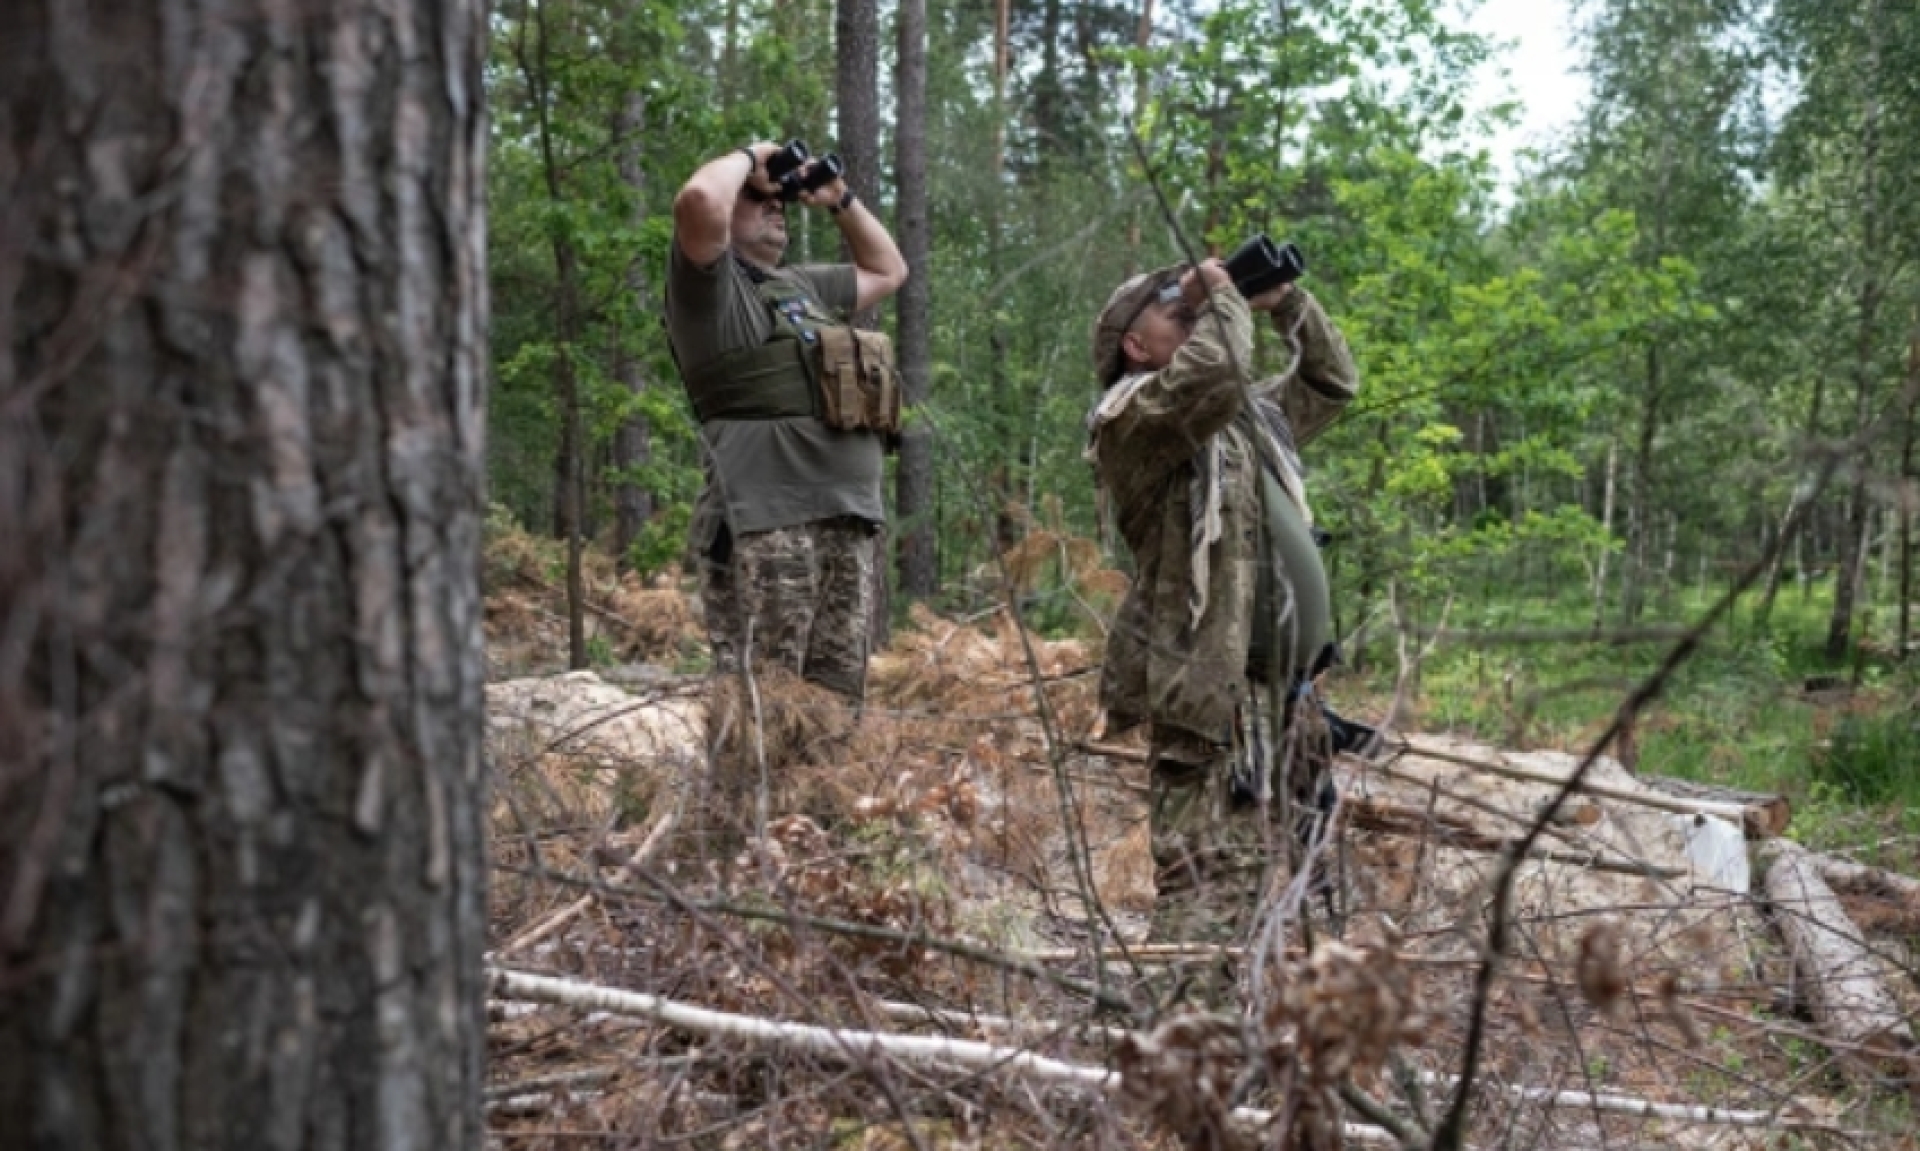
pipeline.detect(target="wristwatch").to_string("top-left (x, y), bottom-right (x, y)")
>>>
top-left (828, 188), bottom-right (858, 215)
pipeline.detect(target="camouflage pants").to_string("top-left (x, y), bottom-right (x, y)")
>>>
top-left (1147, 687), bottom-right (1334, 947)
top-left (701, 517), bottom-right (877, 700)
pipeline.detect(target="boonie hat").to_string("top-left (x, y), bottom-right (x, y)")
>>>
top-left (1090, 264), bottom-right (1181, 387)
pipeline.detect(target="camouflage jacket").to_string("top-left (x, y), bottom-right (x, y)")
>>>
top-left (1087, 285), bottom-right (1359, 746)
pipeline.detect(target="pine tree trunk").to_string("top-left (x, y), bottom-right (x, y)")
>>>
top-left (612, 91), bottom-right (655, 569)
top-left (834, 0), bottom-right (888, 644)
top-left (1620, 344), bottom-right (1661, 624)
top-left (524, 0), bottom-right (587, 668)
top-left (1592, 439), bottom-right (1619, 629)
top-left (894, 0), bottom-right (936, 599)
top-left (1901, 321), bottom-right (1918, 657)
top-left (1824, 0), bottom-right (1885, 664)
top-left (988, 0), bottom-right (1017, 558)
top-left (0, 1), bottom-right (490, 1147)
top-left (835, 0), bottom-right (882, 331)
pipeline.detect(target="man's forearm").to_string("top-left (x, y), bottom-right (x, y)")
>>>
top-left (1267, 289), bottom-right (1358, 443)
top-left (1271, 289), bottom-right (1358, 400)
top-left (673, 145), bottom-right (770, 266)
top-left (829, 192), bottom-right (908, 309)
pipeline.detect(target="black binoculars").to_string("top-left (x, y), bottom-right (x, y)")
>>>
top-left (1223, 234), bottom-right (1307, 297)
top-left (763, 139), bottom-right (845, 202)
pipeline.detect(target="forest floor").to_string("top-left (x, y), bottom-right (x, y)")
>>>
top-left (479, 522), bottom-right (1920, 1149)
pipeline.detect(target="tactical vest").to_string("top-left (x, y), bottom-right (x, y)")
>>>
top-left (679, 265), bottom-right (901, 434)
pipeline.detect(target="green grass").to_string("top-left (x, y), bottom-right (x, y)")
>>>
top-left (1348, 578), bottom-right (1920, 863)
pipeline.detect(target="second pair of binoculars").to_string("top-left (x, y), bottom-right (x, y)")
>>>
top-left (762, 139), bottom-right (845, 202)
top-left (1159, 235), bottom-right (1308, 306)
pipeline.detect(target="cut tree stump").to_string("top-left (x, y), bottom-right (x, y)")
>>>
top-left (1760, 839), bottom-right (1919, 1087)
top-left (1642, 775), bottom-right (1793, 839)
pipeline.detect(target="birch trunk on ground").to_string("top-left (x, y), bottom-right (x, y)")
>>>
top-left (1761, 840), bottom-right (1916, 1082)
top-left (0, 1), bottom-right (490, 1146)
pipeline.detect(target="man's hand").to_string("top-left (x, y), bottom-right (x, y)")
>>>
top-left (742, 140), bottom-right (784, 201)
top-left (1179, 258), bottom-right (1232, 309)
top-left (795, 165), bottom-right (849, 210)
top-left (1244, 281), bottom-right (1295, 313)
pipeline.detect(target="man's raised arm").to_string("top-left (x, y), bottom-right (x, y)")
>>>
top-left (801, 177), bottom-right (908, 312)
top-left (672, 141), bottom-right (780, 267)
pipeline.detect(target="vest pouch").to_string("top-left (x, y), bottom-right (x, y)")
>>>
top-left (853, 329), bottom-right (903, 434)
top-left (815, 327), bottom-right (867, 430)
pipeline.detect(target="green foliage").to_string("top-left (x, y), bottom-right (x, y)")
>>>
top-left (1815, 710), bottom-right (1920, 805)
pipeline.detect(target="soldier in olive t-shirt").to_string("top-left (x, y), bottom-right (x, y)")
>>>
top-left (666, 247), bottom-right (884, 553)
top-left (664, 141), bottom-right (907, 698)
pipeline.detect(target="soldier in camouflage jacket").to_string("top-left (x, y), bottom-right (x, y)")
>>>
top-left (1085, 258), bottom-right (1359, 946)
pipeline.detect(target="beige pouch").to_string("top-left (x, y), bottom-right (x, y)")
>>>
top-left (815, 327), bottom-right (866, 430)
top-left (853, 329), bottom-right (903, 434)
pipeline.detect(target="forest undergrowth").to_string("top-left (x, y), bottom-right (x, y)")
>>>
top-left (480, 517), bottom-right (1920, 1150)
top-left (1344, 576), bottom-right (1920, 876)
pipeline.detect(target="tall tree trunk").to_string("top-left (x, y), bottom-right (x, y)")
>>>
top-left (523, 0), bottom-right (588, 669)
top-left (1620, 343), bottom-right (1661, 624)
top-left (1901, 319), bottom-right (1918, 657)
top-left (1758, 370), bottom-right (1832, 624)
top-left (835, 0), bottom-right (882, 329)
top-left (0, 1), bottom-right (489, 1147)
top-left (722, 0), bottom-right (741, 114)
top-left (989, 0), bottom-right (1017, 556)
top-left (835, 0), bottom-right (887, 644)
top-left (1036, 0), bottom-right (1064, 165)
top-left (1824, 0), bottom-right (1885, 664)
top-left (612, 91), bottom-right (655, 569)
top-left (1592, 439), bottom-right (1619, 629)
top-left (895, 0), bottom-right (936, 599)
top-left (1124, 0), bottom-right (1155, 268)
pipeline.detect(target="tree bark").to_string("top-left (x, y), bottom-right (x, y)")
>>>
top-left (612, 91), bottom-right (655, 569)
top-left (0, 1), bottom-right (490, 1147)
top-left (1592, 439), bottom-right (1618, 629)
top-left (1620, 343), bottom-right (1661, 624)
top-left (521, 0), bottom-right (588, 668)
top-left (835, 0), bottom-right (882, 330)
top-left (1901, 319), bottom-right (1918, 656)
top-left (834, 0), bottom-right (888, 645)
top-left (1824, 0), bottom-right (1886, 664)
top-left (894, 0), bottom-right (937, 599)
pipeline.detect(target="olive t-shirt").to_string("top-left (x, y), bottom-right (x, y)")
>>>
top-left (665, 241), bottom-right (883, 548)
top-left (1247, 465), bottom-right (1332, 685)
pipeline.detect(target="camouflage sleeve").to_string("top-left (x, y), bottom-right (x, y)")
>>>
top-left (1264, 287), bottom-right (1358, 446)
top-left (1095, 286), bottom-right (1255, 484)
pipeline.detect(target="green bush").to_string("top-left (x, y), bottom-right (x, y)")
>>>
top-left (1814, 710), bottom-right (1920, 805)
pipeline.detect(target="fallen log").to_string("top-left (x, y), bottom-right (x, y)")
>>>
top-left (874, 998), bottom-right (1839, 1132)
top-left (486, 967), bottom-right (1404, 1145)
top-left (1345, 795), bottom-right (1684, 880)
top-left (1396, 738), bottom-right (1789, 838)
top-left (1759, 839), bottom-right (1918, 1085)
top-left (1358, 756), bottom-right (1679, 883)
top-left (1810, 852), bottom-right (1920, 929)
